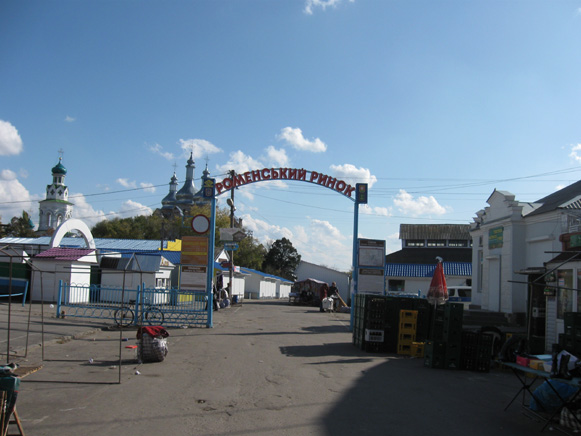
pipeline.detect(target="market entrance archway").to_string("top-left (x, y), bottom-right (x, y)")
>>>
top-left (208, 167), bottom-right (369, 329)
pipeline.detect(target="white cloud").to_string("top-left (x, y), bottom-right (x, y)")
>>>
top-left (179, 138), bottom-right (223, 160)
top-left (216, 150), bottom-right (264, 175)
top-left (0, 169), bottom-right (35, 222)
top-left (277, 127), bottom-right (327, 152)
top-left (0, 120), bottom-right (23, 156)
top-left (570, 144), bottom-right (581, 162)
top-left (65, 115), bottom-right (75, 123)
top-left (69, 193), bottom-right (107, 228)
top-left (116, 178), bottom-right (136, 189)
top-left (241, 213), bottom-right (352, 271)
top-left (362, 205), bottom-right (391, 217)
top-left (241, 213), bottom-right (293, 243)
top-left (330, 163), bottom-right (378, 188)
top-left (296, 218), bottom-right (350, 270)
top-left (304, 0), bottom-right (353, 15)
top-left (118, 200), bottom-right (153, 217)
top-left (386, 232), bottom-right (400, 254)
top-left (393, 189), bottom-right (447, 216)
top-left (265, 146), bottom-right (289, 167)
top-left (149, 143), bottom-right (174, 161)
top-left (140, 182), bottom-right (156, 193)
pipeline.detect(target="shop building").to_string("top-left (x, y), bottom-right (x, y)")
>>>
top-left (470, 181), bottom-right (581, 352)
top-left (385, 224), bottom-right (472, 297)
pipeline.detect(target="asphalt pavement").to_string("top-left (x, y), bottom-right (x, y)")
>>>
top-left (0, 300), bottom-right (556, 436)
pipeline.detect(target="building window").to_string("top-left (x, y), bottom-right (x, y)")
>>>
top-left (388, 279), bottom-right (405, 292)
top-left (405, 240), bottom-right (425, 247)
top-left (448, 240), bottom-right (468, 247)
top-left (427, 240), bottom-right (446, 247)
top-left (557, 269), bottom-right (574, 319)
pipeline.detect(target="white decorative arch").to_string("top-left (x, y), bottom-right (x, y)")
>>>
top-left (49, 219), bottom-right (96, 249)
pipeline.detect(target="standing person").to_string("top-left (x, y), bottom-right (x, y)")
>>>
top-left (319, 283), bottom-right (328, 312)
top-left (329, 282), bottom-right (339, 311)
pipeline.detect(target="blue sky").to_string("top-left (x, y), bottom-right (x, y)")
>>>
top-left (2, 0), bottom-right (581, 272)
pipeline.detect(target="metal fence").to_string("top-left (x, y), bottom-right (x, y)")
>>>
top-left (56, 281), bottom-right (212, 327)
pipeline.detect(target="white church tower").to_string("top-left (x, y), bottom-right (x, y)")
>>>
top-left (38, 157), bottom-right (74, 234)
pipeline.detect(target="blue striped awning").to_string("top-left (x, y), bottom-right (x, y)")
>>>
top-left (385, 262), bottom-right (472, 278)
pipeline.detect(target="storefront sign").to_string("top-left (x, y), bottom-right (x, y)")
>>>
top-left (488, 226), bottom-right (504, 249)
top-left (181, 236), bottom-right (208, 265)
top-left (180, 265), bottom-right (207, 290)
top-left (215, 168), bottom-right (357, 199)
top-left (358, 239), bottom-right (385, 267)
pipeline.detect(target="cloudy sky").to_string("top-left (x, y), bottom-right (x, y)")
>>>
top-left (2, 0), bottom-right (581, 271)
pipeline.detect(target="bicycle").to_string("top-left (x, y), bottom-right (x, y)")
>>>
top-left (113, 298), bottom-right (165, 327)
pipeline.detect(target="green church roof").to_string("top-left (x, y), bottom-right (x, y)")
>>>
top-left (52, 157), bottom-right (67, 175)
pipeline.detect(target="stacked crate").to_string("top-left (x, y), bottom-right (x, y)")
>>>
top-left (414, 298), bottom-right (431, 343)
top-left (397, 310), bottom-right (418, 355)
top-left (352, 294), bottom-right (388, 353)
top-left (384, 297), bottom-right (403, 353)
top-left (352, 295), bottom-right (435, 354)
top-left (460, 330), bottom-right (493, 372)
top-left (424, 303), bottom-right (464, 369)
top-left (561, 312), bottom-right (581, 354)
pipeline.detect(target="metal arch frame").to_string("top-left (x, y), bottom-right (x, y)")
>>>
top-left (212, 171), bottom-right (367, 331)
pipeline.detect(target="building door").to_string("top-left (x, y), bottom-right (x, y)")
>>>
top-left (488, 258), bottom-right (501, 311)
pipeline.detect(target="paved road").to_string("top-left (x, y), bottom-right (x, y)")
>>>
top-left (2, 300), bottom-right (547, 435)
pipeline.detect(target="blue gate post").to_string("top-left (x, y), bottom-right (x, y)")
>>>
top-left (56, 280), bottom-right (63, 317)
top-left (350, 183), bottom-right (367, 332)
top-left (205, 179), bottom-right (217, 328)
top-left (350, 201), bottom-right (359, 332)
top-left (136, 284), bottom-right (142, 325)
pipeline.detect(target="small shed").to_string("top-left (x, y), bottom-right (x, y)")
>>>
top-left (100, 254), bottom-right (175, 303)
top-left (241, 268), bottom-right (281, 299)
top-left (30, 247), bottom-right (98, 303)
top-left (277, 278), bottom-right (293, 299)
top-left (214, 262), bottom-right (248, 302)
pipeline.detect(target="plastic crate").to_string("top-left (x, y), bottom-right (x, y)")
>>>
top-left (400, 310), bottom-right (418, 322)
top-left (365, 329), bottom-right (385, 343)
top-left (399, 321), bottom-right (417, 334)
top-left (411, 342), bottom-right (425, 358)
top-left (397, 343), bottom-right (412, 355)
top-left (398, 332), bottom-right (416, 345)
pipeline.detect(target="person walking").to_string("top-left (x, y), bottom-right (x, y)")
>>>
top-left (329, 282), bottom-right (339, 311)
top-left (319, 283), bottom-right (329, 312)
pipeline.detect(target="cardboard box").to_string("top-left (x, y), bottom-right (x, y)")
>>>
top-left (516, 355), bottom-right (531, 367)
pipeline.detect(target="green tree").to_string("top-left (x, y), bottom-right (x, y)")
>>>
top-left (262, 237), bottom-right (301, 281)
top-left (4, 211), bottom-right (36, 237)
top-left (234, 235), bottom-right (267, 270)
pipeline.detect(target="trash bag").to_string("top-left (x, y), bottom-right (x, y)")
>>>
top-left (138, 333), bottom-right (168, 363)
top-left (530, 380), bottom-right (578, 412)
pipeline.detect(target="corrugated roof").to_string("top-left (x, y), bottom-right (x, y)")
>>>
top-left (528, 179), bottom-right (581, 217)
top-left (385, 262), bottom-right (472, 278)
top-left (239, 267), bottom-right (293, 283)
top-left (100, 254), bottom-right (169, 272)
top-left (0, 237), bottom-right (168, 250)
top-left (385, 248), bottom-right (472, 264)
top-left (35, 247), bottom-right (95, 261)
top-left (399, 224), bottom-right (471, 240)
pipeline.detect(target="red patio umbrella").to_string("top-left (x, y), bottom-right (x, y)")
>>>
top-left (427, 257), bottom-right (448, 306)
